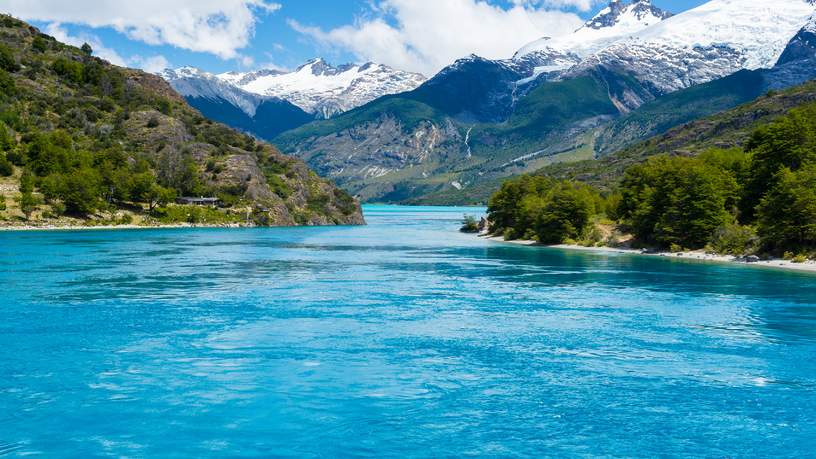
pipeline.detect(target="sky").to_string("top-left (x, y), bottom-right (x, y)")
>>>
top-left (0, 0), bottom-right (709, 76)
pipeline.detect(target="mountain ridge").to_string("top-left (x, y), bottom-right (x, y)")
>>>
top-left (272, 0), bottom-right (816, 204)
top-left (209, 58), bottom-right (426, 119)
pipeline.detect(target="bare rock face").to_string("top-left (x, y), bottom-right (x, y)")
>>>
top-left (288, 115), bottom-right (468, 202)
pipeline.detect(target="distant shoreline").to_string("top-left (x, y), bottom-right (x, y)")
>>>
top-left (0, 222), bottom-right (254, 232)
top-left (481, 235), bottom-right (816, 275)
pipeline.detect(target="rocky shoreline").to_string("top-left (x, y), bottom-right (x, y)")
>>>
top-left (0, 222), bottom-right (257, 232)
top-left (481, 235), bottom-right (816, 275)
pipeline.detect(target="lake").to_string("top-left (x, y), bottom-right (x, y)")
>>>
top-left (1, 205), bottom-right (816, 457)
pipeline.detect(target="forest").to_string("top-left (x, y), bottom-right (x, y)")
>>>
top-left (486, 102), bottom-right (816, 257)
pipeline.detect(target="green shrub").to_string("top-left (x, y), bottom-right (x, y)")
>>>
top-left (460, 215), bottom-right (479, 233)
top-left (580, 225), bottom-right (604, 247)
top-left (0, 154), bottom-right (12, 176)
top-left (534, 181), bottom-right (597, 244)
top-left (487, 175), bottom-right (600, 243)
top-left (333, 188), bottom-right (357, 216)
top-left (757, 165), bottom-right (816, 254)
top-left (17, 191), bottom-right (36, 220)
top-left (152, 205), bottom-right (242, 225)
top-left (32, 36), bottom-right (48, 53)
top-left (0, 44), bottom-right (18, 72)
top-left (306, 193), bottom-right (330, 213)
top-left (0, 121), bottom-right (13, 150)
top-left (708, 223), bottom-right (759, 255)
top-left (51, 57), bottom-right (85, 84)
top-left (617, 155), bottom-right (739, 249)
top-left (0, 69), bottom-right (15, 98)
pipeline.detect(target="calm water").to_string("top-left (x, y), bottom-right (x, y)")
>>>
top-left (1, 205), bottom-right (816, 457)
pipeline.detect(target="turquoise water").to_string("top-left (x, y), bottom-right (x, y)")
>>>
top-left (2, 205), bottom-right (816, 457)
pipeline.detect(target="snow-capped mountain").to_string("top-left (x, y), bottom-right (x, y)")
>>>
top-left (274, 0), bottom-right (816, 204)
top-left (160, 67), bottom-right (314, 140)
top-left (215, 59), bottom-right (426, 118)
top-left (161, 67), bottom-right (267, 117)
top-left (516, 0), bottom-right (672, 59)
top-left (515, 0), bottom-right (816, 94)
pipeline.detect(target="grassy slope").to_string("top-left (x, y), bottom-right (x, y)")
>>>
top-left (429, 79), bottom-right (816, 203)
top-left (0, 15), bottom-right (362, 227)
top-left (596, 70), bottom-right (768, 155)
top-left (539, 80), bottom-right (816, 190)
top-left (275, 70), bottom-right (624, 204)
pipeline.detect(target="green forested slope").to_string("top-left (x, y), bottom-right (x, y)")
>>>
top-left (0, 15), bottom-right (363, 227)
top-left (487, 87), bottom-right (816, 257)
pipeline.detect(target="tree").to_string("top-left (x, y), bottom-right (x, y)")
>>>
top-left (617, 156), bottom-right (738, 249)
top-left (0, 154), bottom-right (12, 176)
top-left (17, 192), bottom-right (35, 220)
top-left (80, 42), bottom-right (93, 56)
top-left (756, 165), bottom-right (816, 254)
top-left (0, 44), bottom-right (18, 72)
top-left (32, 36), bottom-right (48, 53)
top-left (27, 132), bottom-right (71, 176)
top-left (60, 168), bottom-right (102, 215)
top-left (460, 215), bottom-right (479, 233)
top-left (0, 69), bottom-right (15, 99)
top-left (487, 175), bottom-right (555, 239)
top-left (19, 168), bottom-right (33, 194)
top-left (535, 181), bottom-right (597, 244)
top-left (654, 163), bottom-right (737, 249)
top-left (17, 170), bottom-right (36, 220)
top-left (741, 106), bottom-right (816, 221)
top-left (146, 184), bottom-right (176, 211)
top-left (130, 171), bottom-right (156, 203)
top-left (0, 121), bottom-right (14, 150)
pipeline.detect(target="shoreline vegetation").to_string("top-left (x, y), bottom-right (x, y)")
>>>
top-left (472, 99), bottom-right (816, 274)
top-left (479, 234), bottom-right (816, 275)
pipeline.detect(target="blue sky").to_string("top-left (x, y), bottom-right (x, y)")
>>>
top-left (3, 0), bottom-right (708, 76)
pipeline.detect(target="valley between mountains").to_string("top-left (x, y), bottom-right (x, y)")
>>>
top-left (162, 0), bottom-right (816, 205)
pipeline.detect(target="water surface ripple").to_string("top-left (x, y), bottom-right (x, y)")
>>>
top-left (1, 205), bottom-right (815, 457)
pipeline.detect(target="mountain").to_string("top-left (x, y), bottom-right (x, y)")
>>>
top-left (567, 0), bottom-right (815, 93)
top-left (216, 59), bottom-right (427, 119)
top-left (596, 13), bottom-right (816, 155)
top-left (420, 77), bottom-right (816, 206)
top-left (516, 0), bottom-right (672, 61)
top-left (161, 67), bottom-right (314, 140)
top-left (0, 15), bottom-right (363, 227)
top-left (274, 0), bottom-right (816, 204)
top-left (536, 79), bottom-right (816, 192)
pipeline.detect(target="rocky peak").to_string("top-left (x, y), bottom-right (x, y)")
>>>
top-left (777, 14), bottom-right (816, 65)
top-left (582, 0), bottom-right (672, 31)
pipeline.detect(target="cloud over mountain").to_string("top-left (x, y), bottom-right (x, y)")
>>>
top-left (290, 0), bottom-right (583, 75)
top-left (2, 0), bottom-right (280, 59)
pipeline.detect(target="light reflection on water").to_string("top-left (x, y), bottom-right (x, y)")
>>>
top-left (1, 205), bottom-right (815, 457)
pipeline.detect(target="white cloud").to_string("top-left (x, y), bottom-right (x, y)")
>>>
top-left (45, 23), bottom-right (171, 73)
top-left (4, 0), bottom-right (280, 59)
top-left (512, 0), bottom-right (601, 12)
top-left (45, 23), bottom-right (127, 66)
top-left (289, 0), bottom-right (583, 76)
top-left (130, 55), bottom-right (171, 73)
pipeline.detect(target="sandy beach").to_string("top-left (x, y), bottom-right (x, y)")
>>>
top-left (482, 235), bottom-right (816, 275)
